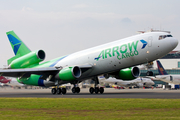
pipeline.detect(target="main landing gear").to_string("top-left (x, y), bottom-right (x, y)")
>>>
top-left (51, 87), bottom-right (67, 95)
top-left (51, 77), bottom-right (105, 95)
top-left (89, 77), bottom-right (104, 94)
top-left (72, 85), bottom-right (80, 94)
top-left (89, 87), bottom-right (104, 94)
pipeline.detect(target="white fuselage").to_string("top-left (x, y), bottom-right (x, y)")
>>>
top-left (54, 32), bottom-right (178, 81)
top-left (100, 77), bottom-right (154, 87)
top-left (155, 75), bottom-right (180, 84)
top-left (6, 78), bottom-right (25, 87)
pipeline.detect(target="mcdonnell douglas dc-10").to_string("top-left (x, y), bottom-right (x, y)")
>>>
top-left (0, 31), bottom-right (178, 95)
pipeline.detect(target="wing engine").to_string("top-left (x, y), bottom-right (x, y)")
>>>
top-left (114, 67), bottom-right (140, 80)
top-left (55, 66), bottom-right (81, 81)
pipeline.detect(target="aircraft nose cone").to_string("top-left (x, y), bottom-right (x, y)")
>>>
top-left (171, 38), bottom-right (178, 49)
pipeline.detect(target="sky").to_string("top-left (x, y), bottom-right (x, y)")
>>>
top-left (0, 0), bottom-right (180, 67)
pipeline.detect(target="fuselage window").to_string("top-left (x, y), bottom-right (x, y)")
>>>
top-left (159, 34), bottom-right (173, 40)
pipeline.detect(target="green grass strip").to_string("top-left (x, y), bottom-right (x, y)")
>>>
top-left (0, 98), bottom-right (179, 120)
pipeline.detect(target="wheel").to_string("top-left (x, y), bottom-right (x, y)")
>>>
top-left (57, 88), bottom-right (61, 94)
top-left (95, 87), bottom-right (99, 94)
top-left (99, 87), bottom-right (104, 94)
top-left (146, 71), bottom-right (153, 76)
top-left (76, 87), bottom-right (80, 93)
top-left (51, 88), bottom-right (57, 94)
top-left (61, 88), bottom-right (67, 94)
top-left (89, 87), bottom-right (94, 94)
top-left (72, 87), bottom-right (76, 93)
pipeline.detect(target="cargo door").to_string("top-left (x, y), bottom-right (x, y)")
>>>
top-left (148, 36), bottom-right (153, 47)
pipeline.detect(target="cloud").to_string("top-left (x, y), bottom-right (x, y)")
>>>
top-left (22, 7), bottom-right (33, 12)
top-left (121, 17), bottom-right (132, 23)
top-left (72, 4), bottom-right (89, 8)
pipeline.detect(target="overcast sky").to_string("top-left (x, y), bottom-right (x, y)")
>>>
top-left (0, 0), bottom-right (180, 67)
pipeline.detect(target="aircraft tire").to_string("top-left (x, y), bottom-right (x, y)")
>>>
top-left (89, 87), bottom-right (94, 94)
top-left (76, 87), bottom-right (80, 93)
top-left (72, 87), bottom-right (76, 93)
top-left (95, 87), bottom-right (99, 94)
top-left (99, 87), bottom-right (104, 94)
top-left (51, 88), bottom-right (57, 94)
top-left (57, 88), bottom-right (61, 94)
top-left (62, 88), bottom-right (67, 94)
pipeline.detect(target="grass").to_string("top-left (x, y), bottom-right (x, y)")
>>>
top-left (0, 98), bottom-right (179, 120)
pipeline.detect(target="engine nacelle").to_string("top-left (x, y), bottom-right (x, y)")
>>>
top-left (9, 50), bottom-right (45, 69)
top-left (55, 66), bottom-right (81, 81)
top-left (117, 67), bottom-right (140, 80)
top-left (18, 74), bottom-right (55, 87)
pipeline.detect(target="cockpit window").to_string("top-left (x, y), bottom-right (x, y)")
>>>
top-left (159, 35), bottom-right (173, 40)
top-left (167, 35), bottom-right (173, 37)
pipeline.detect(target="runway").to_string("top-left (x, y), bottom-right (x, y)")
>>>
top-left (0, 88), bottom-right (180, 99)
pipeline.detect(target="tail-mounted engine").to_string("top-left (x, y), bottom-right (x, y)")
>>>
top-left (9, 50), bottom-right (45, 69)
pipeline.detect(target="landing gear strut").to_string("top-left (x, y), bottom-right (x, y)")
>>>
top-left (89, 77), bottom-right (104, 94)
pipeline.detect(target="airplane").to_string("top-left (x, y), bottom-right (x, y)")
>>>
top-left (99, 77), bottom-right (154, 88)
top-left (0, 76), bottom-right (11, 83)
top-left (0, 76), bottom-right (25, 88)
top-left (151, 60), bottom-right (180, 84)
top-left (6, 77), bottom-right (26, 89)
top-left (0, 30), bottom-right (178, 95)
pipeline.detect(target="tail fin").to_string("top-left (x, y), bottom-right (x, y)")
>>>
top-left (0, 76), bottom-right (5, 80)
top-left (6, 31), bottom-right (31, 65)
top-left (156, 60), bottom-right (168, 75)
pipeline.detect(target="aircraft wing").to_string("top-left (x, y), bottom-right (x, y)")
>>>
top-left (0, 67), bottom-right (59, 78)
top-left (78, 64), bottom-right (93, 73)
top-left (144, 76), bottom-right (169, 83)
top-left (0, 64), bottom-right (93, 78)
top-left (143, 76), bottom-right (157, 80)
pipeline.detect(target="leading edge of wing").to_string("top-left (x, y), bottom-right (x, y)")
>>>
top-left (0, 67), bottom-right (59, 78)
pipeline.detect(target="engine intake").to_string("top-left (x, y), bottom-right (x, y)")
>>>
top-left (37, 50), bottom-right (46, 60)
